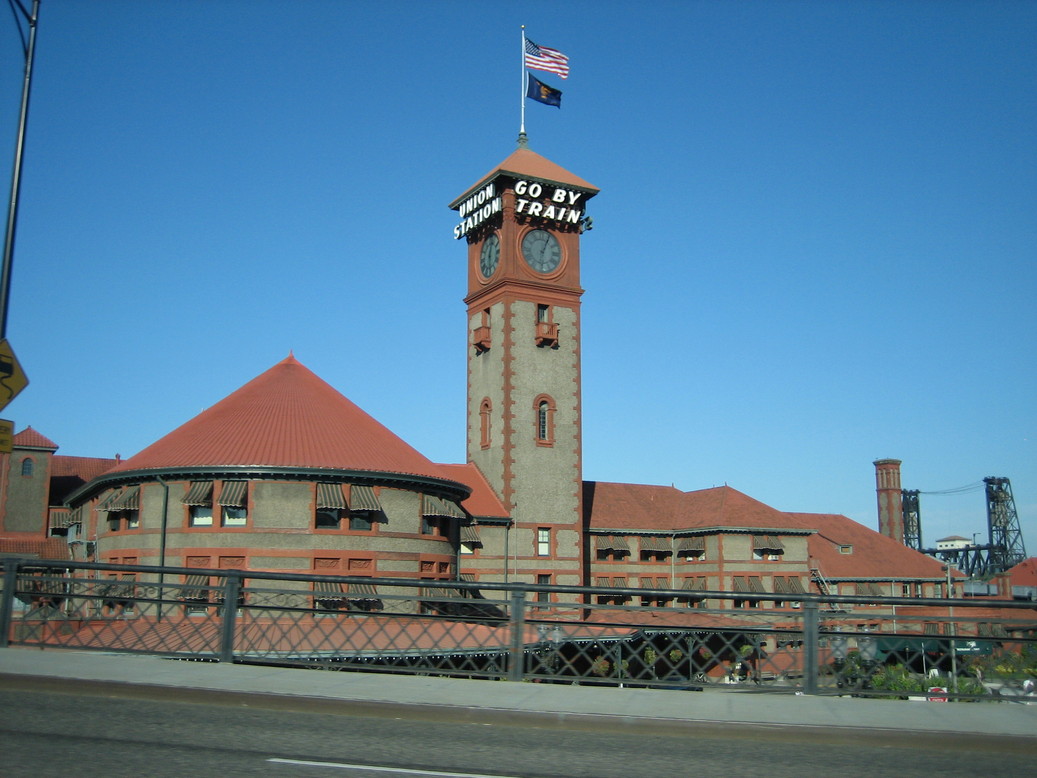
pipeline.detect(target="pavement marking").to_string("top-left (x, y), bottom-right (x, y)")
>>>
top-left (267, 758), bottom-right (521, 777)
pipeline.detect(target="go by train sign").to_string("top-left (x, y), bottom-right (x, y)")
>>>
top-left (452, 178), bottom-right (587, 239)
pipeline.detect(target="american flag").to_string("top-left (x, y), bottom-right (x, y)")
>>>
top-left (524, 38), bottom-right (569, 79)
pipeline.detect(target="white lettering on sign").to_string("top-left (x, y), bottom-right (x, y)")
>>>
top-left (452, 179), bottom-right (585, 239)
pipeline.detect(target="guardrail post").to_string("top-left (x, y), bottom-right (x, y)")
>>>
top-left (508, 589), bottom-right (527, 682)
top-left (0, 559), bottom-right (18, 647)
top-left (219, 574), bottom-right (241, 663)
top-left (802, 600), bottom-right (819, 695)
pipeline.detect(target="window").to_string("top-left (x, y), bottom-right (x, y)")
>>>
top-left (222, 507), bottom-right (247, 527)
top-left (20, 457), bottom-right (33, 476)
top-left (189, 505), bottom-right (213, 527)
top-left (536, 574), bottom-right (551, 606)
top-left (479, 398), bottom-right (492, 449)
top-left (125, 511), bottom-right (140, 530)
top-left (534, 395), bottom-right (555, 444)
top-left (315, 509), bottom-right (342, 529)
top-left (422, 516), bottom-right (443, 536)
top-left (537, 527), bottom-right (551, 556)
top-left (349, 514), bottom-right (374, 531)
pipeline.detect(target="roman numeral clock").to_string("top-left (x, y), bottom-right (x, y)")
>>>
top-left (450, 145), bottom-right (598, 590)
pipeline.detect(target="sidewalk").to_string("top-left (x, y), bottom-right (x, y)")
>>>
top-left (2, 646), bottom-right (1035, 746)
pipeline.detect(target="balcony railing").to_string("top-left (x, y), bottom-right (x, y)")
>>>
top-left (2, 558), bottom-right (1034, 702)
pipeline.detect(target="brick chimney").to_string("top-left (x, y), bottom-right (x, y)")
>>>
top-left (874, 459), bottom-right (904, 544)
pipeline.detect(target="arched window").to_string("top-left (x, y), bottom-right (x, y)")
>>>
top-left (534, 395), bottom-right (555, 445)
top-left (20, 457), bottom-right (33, 477)
top-left (479, 398), bottom-right (492, 449)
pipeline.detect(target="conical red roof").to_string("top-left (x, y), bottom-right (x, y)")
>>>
top-left (450, 146), bottom-right (598, 208)
top-left (108, 355), bottom-right (453, 481)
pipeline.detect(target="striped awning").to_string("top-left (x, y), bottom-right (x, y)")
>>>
top-left (313, 579), bottom-right (346, 601)
top-left (676, 536), bottom-right (705, 552)
top-left (96, 490), bottom-right (120, 512)
top-left (348, 581), bottom-right (379, 596)
top-left (747, 576), bottom-right (765, 594)
top-left (218, 481), bottom-right (247, 507)
top-left (460, 524), bottom-right (482, 545)
top-left (180, 575), bottom-right (210, 601)
top-left (182, 481), bottom-right (213, 506)
top-left (316, 483), bottom-right (348, 510)
top-left (753, 535), bottom-right (784, 552)
top-left (595, 535), bottom-right (630, 552)
top-left (110, 485), bottom-right (140, 511)
top-left (732, 576), bottom-right (748, 593)
top-left (682, 576), bottom-right (707, 591)
top-left (640, 576), bottom-right (667, 589)
top-left (786, 576), bottom-right (805, 594)
top-left (639, 536), bottom-right (670, 552)
top-left (422, 495), bottom-right (463, 519)
top-left (349, 484), bottom-right (382, 512)
top-left (773, 576), bottom-right (790, 594)
top-left (855, 582), bottom-right (885, 596)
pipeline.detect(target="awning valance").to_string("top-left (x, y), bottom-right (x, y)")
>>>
top-left (753, 535), bottom-right (784, 552)
top-left (349, 484), bottom-right (382, 512)
top-left (316, 482), bottom-right (348, 510)
top-left (218, 481), bottom-right (247, 507)
top-left (110, 485), bottom-right (140, 511)
top-left (639, 536), bottom-right (670, 552)
top-left (182, 481), bottom-right (213, 506)
top-left (676, 536), bottom-right (705, 552)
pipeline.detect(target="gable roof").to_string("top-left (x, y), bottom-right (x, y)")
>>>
top-left (584, 482), bottom-right (808, 533)
top-left (13, 427), bottom-right (58, 451)
top-left (105, 355), bottom-right (461, 485)
top-left (451, 146), bottom-right (598, 209)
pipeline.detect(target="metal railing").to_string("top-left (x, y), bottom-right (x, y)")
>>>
top-left (2, 558), bottom-right (1035, 701)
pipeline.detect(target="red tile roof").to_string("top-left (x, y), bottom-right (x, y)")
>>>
top-left (452, 147), bottom-right (598, 208)
top-left (0, 537), bottom-right (69, 560)
top-left (52, 455), bottom-right (118, 481)
top-left (584, 482), bottom-right (805, 532)
top-left (1005, 557), bottom-right (1037, 587)
top-left (13, 426), bottom-right (58, 450)
top-left (786, 512), bottom-right (951, 580)
top-left (106, 355), bottom-right (463, 484)
top-left (440, 463), bottom-right (509, 519)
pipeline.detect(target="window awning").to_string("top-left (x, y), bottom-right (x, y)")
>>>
top-left (682, 576), bottom-right (707, 591)
top-left (773, 576), bottom-right (790, 594)
top-left (640, 576), bottom-right (667, 589)
top-left (96, 490), bottom-right (120, 512)
top-left (753, 535), bottom-right (784, 552)
top-left (180, 574), bottom-right (210, 601)
top-left (676, 536), bottom-right (705, 552)
top-left (639, 536), bottom-right (670, 552)
top-left (786, 576), bottom-right (805, 594)
top-left (313, 579), bottom-right (346, 601)
top-left (110, 485), bottom-right (140, 511)
top-left (349, 484), bottom-right (382, 512)
top-left (856, 582), bottom-right (885, 596)
top-left (422, 495), bottom-right (464, 519)
top-left (183, 481), bottom-right (213, 507)
top-left (316, 482), bottom-right (348, 510)
top-left (348, 581), bottom-right (379, 596)
top-left (218, 481), bottom-right (247, 508)
top-left (748, 576), bottom-right (765, 594)
top-left (461, 525), bottom-right (482, 545)
top-left (732, 576), bottom-right (748, 593)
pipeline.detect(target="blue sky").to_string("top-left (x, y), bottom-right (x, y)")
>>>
top-left (2, 1), bottom-right (1034, 554)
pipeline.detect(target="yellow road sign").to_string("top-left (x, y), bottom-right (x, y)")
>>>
top-left (0, 419), bottom-right (12, 454)
top-left (0, 339), bottom-right (28, 411)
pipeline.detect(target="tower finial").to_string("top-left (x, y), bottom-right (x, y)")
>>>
top-left (517, 131), bottom-right (529, 149)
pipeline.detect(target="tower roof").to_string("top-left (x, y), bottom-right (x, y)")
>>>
top-left (106, 355), bottom-right (459, 484)
top-left (450, 146), bottom-right (598, 209)
top-left (13, 426), bottom-right (58, 451)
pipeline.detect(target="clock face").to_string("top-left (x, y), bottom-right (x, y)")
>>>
top-left (479, 233), bottom-right (500, 278)
top-left (521, 229), bottom-right (562, 273)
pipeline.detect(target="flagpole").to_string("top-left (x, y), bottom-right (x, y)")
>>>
top-left (519, 26), bottom-right (527, 142)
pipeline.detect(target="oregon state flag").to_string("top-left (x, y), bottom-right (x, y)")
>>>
top-left (526, 74), bottom-right (562, 108)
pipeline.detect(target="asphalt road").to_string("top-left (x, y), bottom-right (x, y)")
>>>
top-left (0, 689), bottom-right (1031, 778)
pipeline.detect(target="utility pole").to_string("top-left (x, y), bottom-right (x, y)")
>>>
top-left (1, 0), bottom-right (41, 341)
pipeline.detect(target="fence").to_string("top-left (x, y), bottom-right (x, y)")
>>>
top-left (2, 558), bottom-right (1035, 701)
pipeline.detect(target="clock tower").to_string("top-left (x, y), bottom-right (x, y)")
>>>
top-left (450, 141), bottom-right (598, 591)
